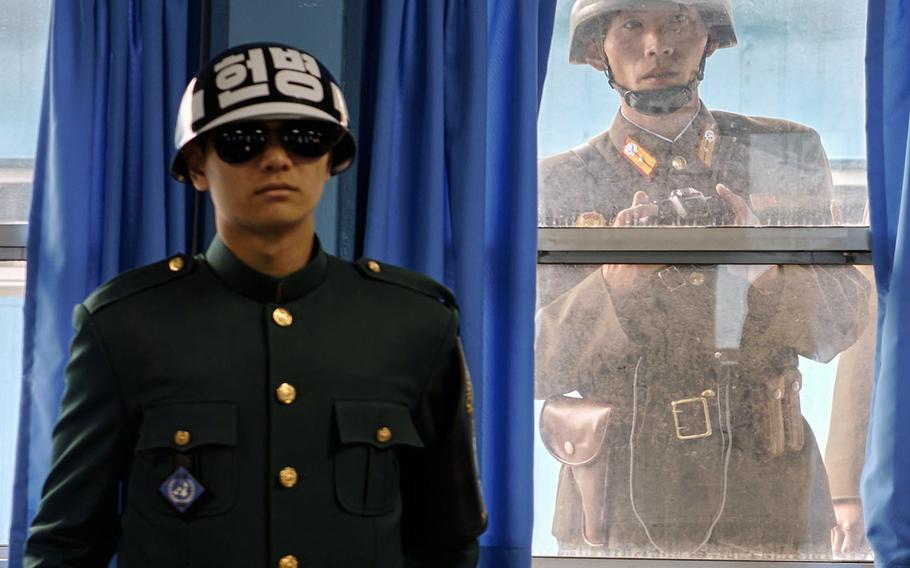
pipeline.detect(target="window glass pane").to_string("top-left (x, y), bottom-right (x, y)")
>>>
top-left (0, 0), bottom-right (51, 547)
top-left (538, 0), bottom-right (868, 228)
top-left (0, 159), bottom-right (34, 224)
top-left (533, 262), bottom-right (875, 561)
top-left (0, 0), bottom-right (52, 224)
top-left (0, 262), bottom-right (25, 546)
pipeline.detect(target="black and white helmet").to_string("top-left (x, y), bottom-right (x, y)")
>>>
top-left (171, 42), bottom-right (355, 181)
top-left (568, 0), bottom-right (737, 65)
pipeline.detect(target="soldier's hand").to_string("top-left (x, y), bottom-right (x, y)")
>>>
top-left (716, 184), bottom-right (779, 289)
top-left (716, 183), bottom-right (760, 226)
top-left (613, 191), bottom-right (658, 226)
top-left (831, 498), bottom-right (867, 557)
top-left (602, 191), bottom-right (661, 298)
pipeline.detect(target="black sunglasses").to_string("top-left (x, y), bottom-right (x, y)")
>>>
top-left (209, 120), bottom-right (344, 164)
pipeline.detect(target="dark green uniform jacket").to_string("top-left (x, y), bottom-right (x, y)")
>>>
top-left (25, 237), bottom-right (486, 568)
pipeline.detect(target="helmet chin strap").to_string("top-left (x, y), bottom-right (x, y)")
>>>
top-left (601, 40), bottom-right (711, 116)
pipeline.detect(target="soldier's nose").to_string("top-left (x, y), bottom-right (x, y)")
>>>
top-left (259, 136), bottom-right (293, 171)
top-left (644, 33), bottom-right (674, 57)
top-left (645, 44), bottom-right (674, 57)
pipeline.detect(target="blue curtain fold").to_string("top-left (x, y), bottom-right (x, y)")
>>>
top-left (8, 1), bottom-right (198, 564)
top-left (862, 1), bottom-right (910, 566)
top-left (358, 0), bottom-right (556, 565)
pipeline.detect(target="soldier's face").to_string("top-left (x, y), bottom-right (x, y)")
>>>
top-left (185, 120), bottom-right (332, 237)
top-left (602, 5), bottom-right (712, 91)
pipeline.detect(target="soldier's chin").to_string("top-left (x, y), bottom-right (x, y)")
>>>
top-left (623, 85), bottom-right (694, 116)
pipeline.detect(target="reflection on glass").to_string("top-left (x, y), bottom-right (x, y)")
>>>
top-left (534, 263), bottom-right (874, 560)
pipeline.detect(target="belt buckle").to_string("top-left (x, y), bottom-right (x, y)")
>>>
top-left (657, 266), bottom-right (687, 292)
top-left (670, 396), bottom-right (713, 440)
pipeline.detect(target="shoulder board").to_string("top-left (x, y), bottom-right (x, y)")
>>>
top-left (354, 258), bottom-right (458, 310)
top-left (83, 254), bottom-right (195, 314)
top-left (710, 110), bottom-right (815, 137)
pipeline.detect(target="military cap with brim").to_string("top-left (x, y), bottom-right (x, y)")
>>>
top-left (171, 42), bottom-right (356, 181)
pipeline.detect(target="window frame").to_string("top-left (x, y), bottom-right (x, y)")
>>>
top-left (532, 558), bottom-right (873, 568)
top-left (0, 223), bottom-right (27, 260)
top-left (534, 0), bottom-right (873, 556)
top-left (538, 226), bottom-right (872, 266)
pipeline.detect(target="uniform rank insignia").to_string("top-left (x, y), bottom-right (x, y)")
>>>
top-left (620, 136), bottom-right (657, 177)
top-left (159, 466), bottom-right (205, 513)
top-left (697, 128), bottom-right (717, 168)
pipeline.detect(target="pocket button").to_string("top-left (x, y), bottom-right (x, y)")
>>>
top-left (375, 427), bottom-right (392, 444)
top-left (174, 430), bottom-right (191, 447)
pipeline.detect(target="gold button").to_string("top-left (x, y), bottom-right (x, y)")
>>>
top-left (168, 256), bottom-right (184, 272)
top-left (376, 427), bottom-right (392, 443)
top-left (689, 272), bottom-right (705, 286)
top-left (564, 441), bottom-right (575, 455)
top-left (714, 352), bottom-right (723, 359)
top-left (276, 383), bottom-right (297, 404)
top-left (773, 388), bottom-right (784, 400)
top-left (174, 430), bottom-right (191, 446)
top-left (272, 307), bottom-right (293, 327)
top-left (367, 260), bottom-right (381, 273)
top-left (278, 555), bottom-right (298, 568)
top-left (278, 467), bottom-right (298, 488)
top-left (671, 156), bottom-right (687, 170)
top-left (701, 389), bottom-right (716, 398)
top-left (791, 381), bottom-right (801, 392)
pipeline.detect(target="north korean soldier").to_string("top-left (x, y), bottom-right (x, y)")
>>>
top-left (535, 0), bottom-right (871, 558)
top-left (24, 42), bottom-right (486, 568)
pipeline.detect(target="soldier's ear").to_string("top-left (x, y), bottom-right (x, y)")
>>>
top-left (585, 39), bottom-right (607, 72)
top-left (183, 141), bottom-right (210, 192)
top-left (705, 36), bottom-right (719, 58)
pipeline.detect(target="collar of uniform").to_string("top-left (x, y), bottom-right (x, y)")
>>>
top-left (204, 236), bottom-right (328, 303)
top-left (599, 101), bottom-right (719, 168)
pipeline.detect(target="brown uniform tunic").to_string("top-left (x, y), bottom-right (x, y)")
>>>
top-left (535, 105), bottom-right (871, 558)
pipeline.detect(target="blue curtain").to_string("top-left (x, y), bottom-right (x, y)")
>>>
top-left (862, 1), bottom-right (910, 566)
top-left (8, 1), bottom-right (200, 563)
top-left (357, 0), bottom-right (556, 564)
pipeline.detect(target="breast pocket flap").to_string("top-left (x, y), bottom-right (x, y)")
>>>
top-left (334, 400), bottom-right (424, 449)
top-left (136, 402), bottom-right (237, 452)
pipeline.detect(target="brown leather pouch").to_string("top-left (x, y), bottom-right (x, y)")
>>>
top-left (754, 369), bottom-right (805, 457)
top-left (759, 374), bottom-right (787, 458)
top-left (540, 396), bottom-right (613, 546)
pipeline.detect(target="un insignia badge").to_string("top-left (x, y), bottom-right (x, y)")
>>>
top-left (159, 466), bottom-right (205, 513)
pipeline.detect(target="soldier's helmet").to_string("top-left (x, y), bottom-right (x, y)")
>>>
top-left (171, 42), bottom-right (356, 181)
top-left (568, 0), bottom-right (737, 65)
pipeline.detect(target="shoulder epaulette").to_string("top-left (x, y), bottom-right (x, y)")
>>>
top-left (711, 110), bottom-right (815, 137)
top-left (354, 257), bottom-right (458, 310)
top-left (83, 253), bottom-right (195, 314)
